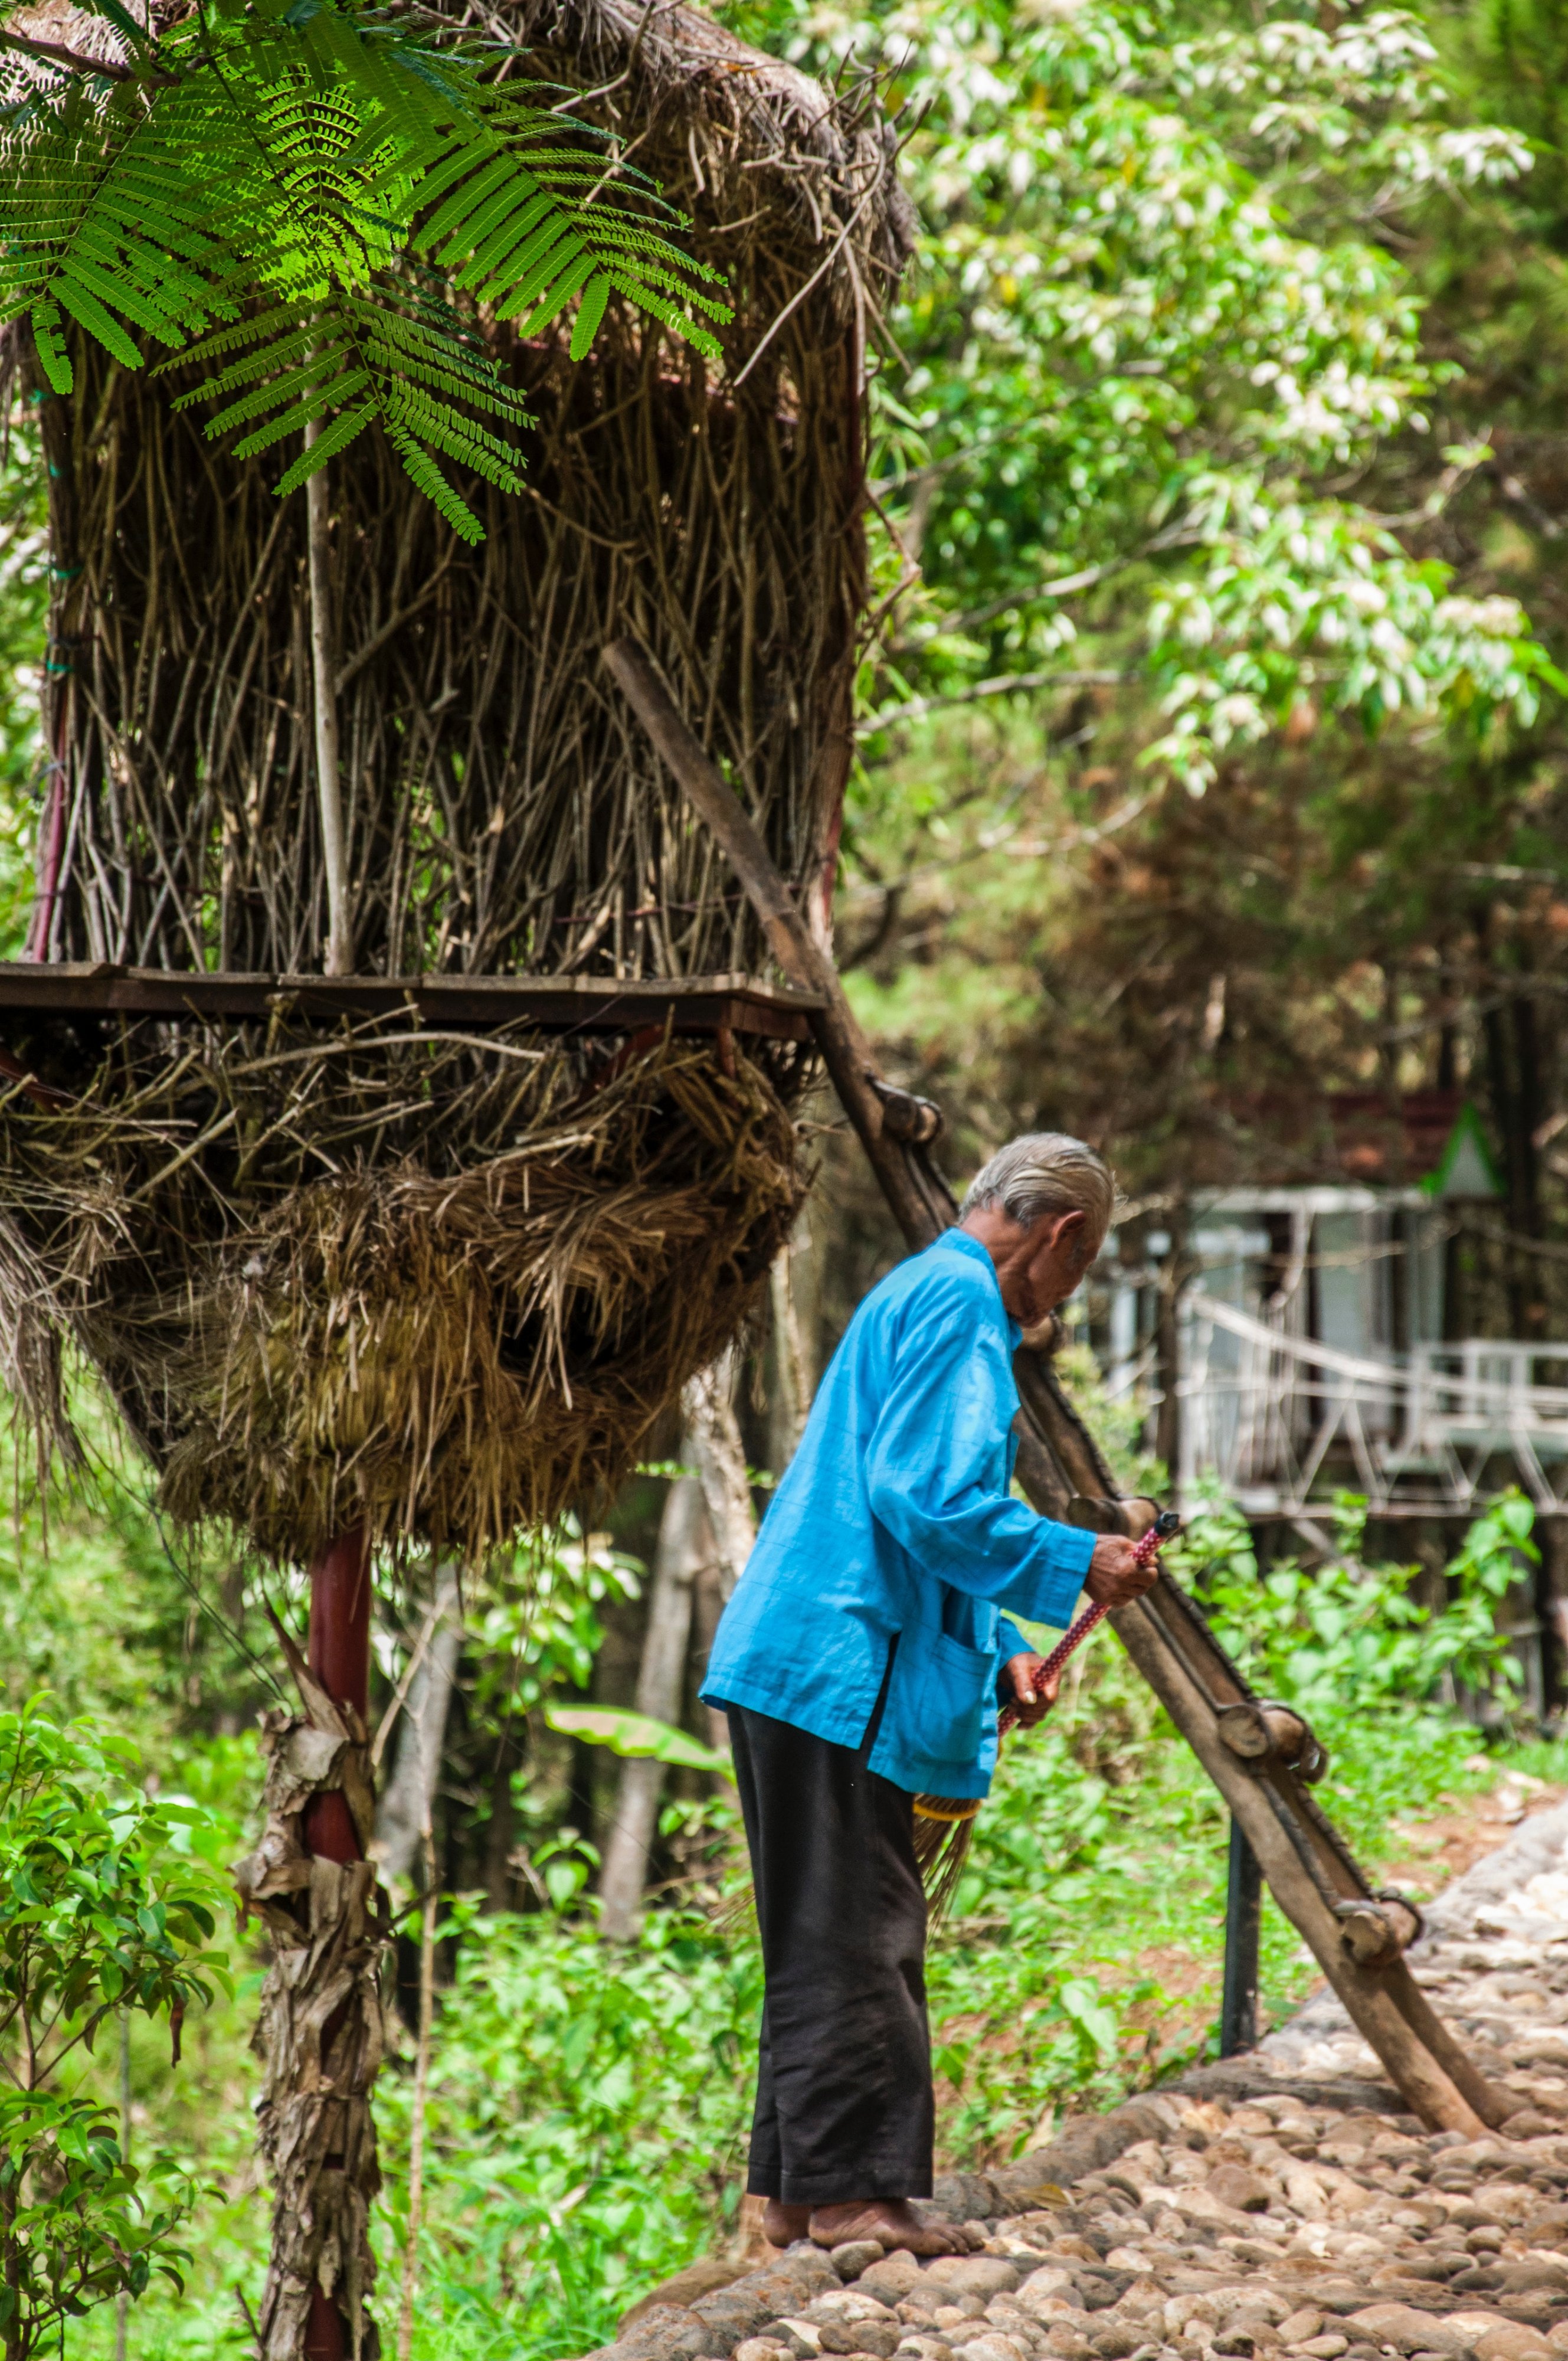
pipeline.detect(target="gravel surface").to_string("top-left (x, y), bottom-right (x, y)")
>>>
top-left (590, 1803), bottom-right (1568, 2361)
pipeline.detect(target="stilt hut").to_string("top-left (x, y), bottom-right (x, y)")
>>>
top-left (0, 1), bottom-right (912, 2348)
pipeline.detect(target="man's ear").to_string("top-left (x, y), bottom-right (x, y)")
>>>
top-left (1057, 1207), bottom-right (1089, 1262)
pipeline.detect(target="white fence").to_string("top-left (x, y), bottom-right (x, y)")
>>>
top-left (1174, 1293), bottom-right (1568, 1516)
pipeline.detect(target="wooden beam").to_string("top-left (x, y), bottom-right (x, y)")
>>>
top-left (0, 963), bottom-right (821, 1042)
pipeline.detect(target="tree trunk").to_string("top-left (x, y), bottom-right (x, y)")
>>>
top-left (685, 1355), bottom-right (769, 1747)
top-left (372, 1572), bottom-right (461, 1887)
top-left (597, 1470), bottom-right (708, 1939)
top-left (768, 1242), bottom-right (813, 1470)
top-left (681, 1358), bottom-right (754, 1600)
top-left (236, 1530), bottom-right (386, 2360)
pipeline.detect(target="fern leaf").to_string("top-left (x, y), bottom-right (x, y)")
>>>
top-left (30, 299), bottom-right (71, 394)
top-left (74, 0), bottom-right (152, 50)
top-left (441, 170), bottom-right (549, 262)
top-left (384, 386), bottom-right (523, 486)
top-left (165, 323), bottom-right (325, 401)
top-left (162, 305), bottom-right (323, 386)
top-left (273, 398), bottom-right (377, 492)
top-left (518, 248), bottom-right (598, 336)
top-left (229, 367), bottom-right (371, 457)
top-left (208, 347), bottom-right (353, 435)
top-left (423, 155), bottom-right (519, 257)
top-left (487, 228), bottom-right (583, 319)
top-left (383, 420), bottom-right (485, 544)
top-left (60, 246), bottom-right (184, 341)
top-left (358, 345), bottom-right (531, 426)
top-left (569, 271), bottom-right (609, 362)
top-left (53, 270), bottom-right (145, 366)
top-left (475, 223), bottom-right (581, 314)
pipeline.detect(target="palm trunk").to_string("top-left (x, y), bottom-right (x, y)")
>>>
top-left (236, 1530), bottom-right (387, 2360)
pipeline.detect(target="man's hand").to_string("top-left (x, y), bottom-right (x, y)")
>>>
top-left (1000, 1652), bottom-right (1062, 1728)
top-left (1083, 1533), bottom-right (1160, 1608)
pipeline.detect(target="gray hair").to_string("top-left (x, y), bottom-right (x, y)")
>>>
top-left (961, 1132), bottom-right (1116, 1245)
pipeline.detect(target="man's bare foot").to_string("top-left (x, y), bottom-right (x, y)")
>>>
top-left (764, 2199), bottom-right (813, 2247)
top-left (808, 2199), bottom-right (964, 2255)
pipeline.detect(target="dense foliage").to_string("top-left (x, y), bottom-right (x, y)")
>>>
top-left (727, 0), bottom-right (1559, 787)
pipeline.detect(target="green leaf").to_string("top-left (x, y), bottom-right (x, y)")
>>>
top-left (545, 1704), bottom-right (729, 1775)
top-left (273, 400), bottom-right (376, 492)
top-left (569, 271), bottom-right (610, 363)
top-left (30, 301), bottom-right (71, 394)
top-left (77, 0), bottom-right (151, 53)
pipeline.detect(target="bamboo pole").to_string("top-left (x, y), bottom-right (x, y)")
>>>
top-left (598, 1468), bottom-right (706, 1939)
top-left (304, 424), bottom-right (351, 978)
top-left (1113, 1595), bottom-right (1498, 2133)
top-left (602, 640), bottom-right (947, 1248)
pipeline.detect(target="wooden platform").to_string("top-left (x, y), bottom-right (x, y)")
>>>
top-left (0, 964), bottom-right (823, 1041)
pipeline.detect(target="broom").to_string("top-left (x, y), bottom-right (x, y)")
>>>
top-left (912, 1512), bottom-right (1179, 1917)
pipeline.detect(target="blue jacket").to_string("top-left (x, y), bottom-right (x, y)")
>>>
top-left (701, 1229), bottom-right (1096, 1798)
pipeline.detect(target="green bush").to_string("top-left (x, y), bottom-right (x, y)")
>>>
top-left (374, 1902), bottom-right (762, 2360)
top-left (0, 1701), bottom-right (230, 2360)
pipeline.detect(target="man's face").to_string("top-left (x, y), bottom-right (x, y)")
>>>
top-left (961, 1205), bottom-right (1102, 1327)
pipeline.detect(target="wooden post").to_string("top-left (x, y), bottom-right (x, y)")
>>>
top-left (305, 1529), bottom-right (372, 1874)
top-left (1220, 1818), bottom-right (1261, 2056)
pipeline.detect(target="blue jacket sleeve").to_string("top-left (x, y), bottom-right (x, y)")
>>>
top-left (996, 1616), bottom-right (1034, 1669)
top-left (864, 1274), bottom-right (1095, 1626)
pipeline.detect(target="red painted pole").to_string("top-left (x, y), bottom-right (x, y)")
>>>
top-left (302, 1526), bottom-right (371, 2361)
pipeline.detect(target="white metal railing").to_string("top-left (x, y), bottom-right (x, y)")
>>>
top-left (1175, 1293), bottom-right (1568, 1515)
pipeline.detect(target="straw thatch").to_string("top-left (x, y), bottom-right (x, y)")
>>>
top-left (1, 0), bottom-right (910, 1558)
top-left (0, 1021), bottom-right (811, 1558)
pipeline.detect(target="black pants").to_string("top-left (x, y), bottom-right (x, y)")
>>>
top-left (726, 1686), bottom-right (933, 2206)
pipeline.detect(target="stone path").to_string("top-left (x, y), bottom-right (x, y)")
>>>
top-left (594, 1799), bottom-right (1568, 2361)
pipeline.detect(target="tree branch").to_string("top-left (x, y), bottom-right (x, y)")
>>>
top-left (0, 28), bottom-right (134, 80)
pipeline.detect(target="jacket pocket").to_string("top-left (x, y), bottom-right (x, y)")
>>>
top-left (886, 1627), bottom-right (995, 1778)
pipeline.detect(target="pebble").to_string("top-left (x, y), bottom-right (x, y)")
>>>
top-left (1206, 2169), bottom-right (1272, 2216)
top-left (925, 2263), bottom-right (1022, 2301)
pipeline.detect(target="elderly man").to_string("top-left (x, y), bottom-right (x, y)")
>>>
top-left (702, 1133), bottom-right (1159, 2258)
